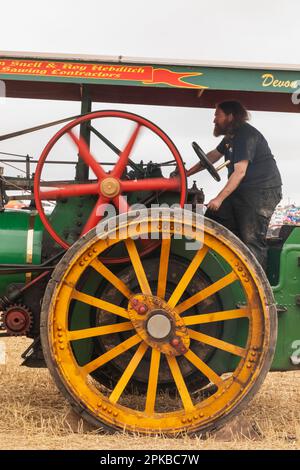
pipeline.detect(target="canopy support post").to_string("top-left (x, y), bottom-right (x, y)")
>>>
top-left (76, 85), bottom-right (92, 182)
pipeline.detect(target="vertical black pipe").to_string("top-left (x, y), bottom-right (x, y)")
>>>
top-left (75, 85), bottom-right (92, 182)
top-left (0, 166), bottom-right (4, 211)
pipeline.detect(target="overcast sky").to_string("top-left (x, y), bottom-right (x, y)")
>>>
top-left (0, 0), bottom-right (300, 203)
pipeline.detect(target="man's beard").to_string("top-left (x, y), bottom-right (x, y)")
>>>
top-left (214, 123), bottom-right (228, 137)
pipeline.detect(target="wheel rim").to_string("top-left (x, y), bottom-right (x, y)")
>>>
top-left (34, 110), bottom-right (187, 257)
top-left (40, 209), bottom-right (277, 435)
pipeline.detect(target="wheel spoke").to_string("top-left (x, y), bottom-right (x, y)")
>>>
top-left (90, 259), bottom-right (132, 299)
top-left (121, 177), bottom-right (181, 193)
top-left (82, 334), bottom-right (142, 375)
top-left (166, 355), bottom-right (194, 412)
top-left (67, 322), bottom-right (134, 341)
top-left (68, 130), bottom-right (106, 179)
top-left (89, 124), bottom-right (144, 175)
top-left (176, 271), bottom-right (238, 315)
top-left (89, 124), bottom-right (121, 156)
top-left (72, 290), bottom-right (129, 319)
top-left (184, 349), bottom-right (223, 388)
top-left (39, 182), bottom-right (99, 200)
top-left (168, 246), bottom-right (209, 309)
top-left (81, 196), bottom-right (109, 234)
top-left (109, 342), bottom-right (148, 404)
top-left (111, 124), bottom-right (141, 178)
top-left (188, 329), bottom-right (247, 358)
top-left (157, 238), bottom-right (171, 299)
top-left (145, 349), bottom-right (161, 414)
top-left (125, 239), bottom-right (152, 294)
top-left (113, 194), bottom-right (130, 214)
top-left (184, 308), bottom-right (250, 326)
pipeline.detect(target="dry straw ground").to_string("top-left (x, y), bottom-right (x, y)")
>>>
top-left (0, 337), bottom-right (299, 450)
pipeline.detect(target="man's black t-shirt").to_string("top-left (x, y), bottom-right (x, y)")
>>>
top-left (216, 122), bottom-right (282, 189)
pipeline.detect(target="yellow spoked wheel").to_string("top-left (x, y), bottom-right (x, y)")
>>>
top-left (40, 209), bottom-right (277, 435)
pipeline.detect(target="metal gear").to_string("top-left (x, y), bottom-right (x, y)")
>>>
top-left (1, 304), bottom-right (34, 336)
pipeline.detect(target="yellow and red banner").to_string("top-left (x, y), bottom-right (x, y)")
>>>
top-left (0, 59), bottom-right (204, 88)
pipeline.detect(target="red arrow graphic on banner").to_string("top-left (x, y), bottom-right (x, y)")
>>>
top-left (143, 68), bottom-right (207, 89)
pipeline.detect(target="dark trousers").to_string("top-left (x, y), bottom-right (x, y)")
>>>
top-left (205, 186), bottom-right (282, 270)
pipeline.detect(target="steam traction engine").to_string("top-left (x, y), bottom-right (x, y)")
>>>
top-left (0, 110), bottom-right (299, 436)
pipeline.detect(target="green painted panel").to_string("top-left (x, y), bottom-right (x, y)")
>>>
top-left (49, 196), bottom-right (96, 245)
top-left (0, 209), bottom-right (43, 295)
top-left (0, 57), bottom-right (299, 93)
top-left (271, 227), bottom-right (300, 371)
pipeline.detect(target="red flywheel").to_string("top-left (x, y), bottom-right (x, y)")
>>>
top-left (34, 110), bottom-right (187, 262)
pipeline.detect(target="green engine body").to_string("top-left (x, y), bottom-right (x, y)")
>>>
top-left (267, 226), bottom-right (300, 370)
top-left (0, 209), bottom-right (43, 295)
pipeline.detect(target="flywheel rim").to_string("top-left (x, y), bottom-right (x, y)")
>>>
top-left (34, 109), bottom-right (187, 257)
top-left (40, 209), bottom-right (277, 435)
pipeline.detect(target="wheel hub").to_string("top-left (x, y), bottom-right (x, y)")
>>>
top-left (100, 177), bottom-right (120, 197)
top-left (94, 257), bottom-right (222, 389)
top-left (128, 294), bottom-right (190, 356)
top-left (146, 311), bottom-right (172, 339)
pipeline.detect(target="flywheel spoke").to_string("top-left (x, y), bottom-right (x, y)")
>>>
top-left (67, 322), bottom-right (134, 341)
top-left (72, 290), bottom-right (129, 319)
top-left (168, 246), bottom-right (209, 308)
top-left (111, 123), bottom-right (141, 178)
top-left (39, 182), bottom-right (99, 200)
top-left (176, 271), bottom-right (238, 315)
top-left (188, 329), bottom-right (247, 358)
top-left (113, 194), bottom-right (131, 214)
top-left (109, 342), bottom-right (148, 404)
top-left (68, 130), bottom-right (106, 179)
top-left (121, 177), bottom-right (181, 192)
top-left (81, 195), bottom-right (109, 234)
top-left (82, 334), bottom-right (142, 375)
top-left (166, 355), bottom-right (194, 412)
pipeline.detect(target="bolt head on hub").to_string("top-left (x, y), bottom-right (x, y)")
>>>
top-left (171, 337), bottom-right (180, 347)
top-left (100, 177), bottom-right (120, 198)
top-left (138, 304), bottom-right (148, 315)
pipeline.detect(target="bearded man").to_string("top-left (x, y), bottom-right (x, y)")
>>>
top-left (187, 100), bottom-right (282, 270)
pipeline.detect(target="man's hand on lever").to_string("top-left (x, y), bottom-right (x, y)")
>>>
top-left (207, 160), bottom-right (249, 211)
top-left (183, 145), bottom-right (242, 212)
top-left (207, 196), bottom-right (224, 211)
